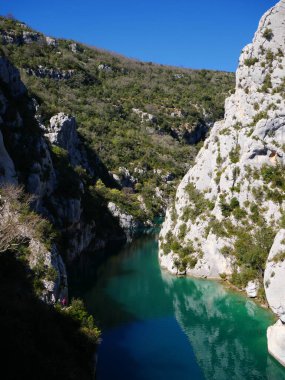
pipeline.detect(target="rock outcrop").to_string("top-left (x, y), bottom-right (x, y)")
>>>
top-left (245, 280), bottom-right (259, 298)
top-left (45, 113), bottom-right (87, 168)
top-left (159, 0), bottom-right (285, 366)
top-left (0, 54), bottom-right (26, 96)
top-left (108, 201), bottom-right (142, 241)
top-left (132, 108), bottom-right (157, 124)
top-left (0, 29), bottom-right (43, 45)
top-left (25, 66), bottom-right (74, 80)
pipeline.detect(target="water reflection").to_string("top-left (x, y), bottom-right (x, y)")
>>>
top-left (70, 234), bottom-right (285, 380)
top-left (160, 270), bottom-right (285, 379)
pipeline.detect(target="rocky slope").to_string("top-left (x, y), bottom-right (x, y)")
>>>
top-left (159, 0), bottom-right (285, 366)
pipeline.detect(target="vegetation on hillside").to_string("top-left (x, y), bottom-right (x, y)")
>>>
top-left (0, 16), bottom-right (235, 217)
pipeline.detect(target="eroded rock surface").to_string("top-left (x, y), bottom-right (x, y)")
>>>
top-left (159, 0), bottom-right (285, 279)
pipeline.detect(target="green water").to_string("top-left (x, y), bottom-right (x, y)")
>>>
top-left (70, 232), bottom-right (285, 380)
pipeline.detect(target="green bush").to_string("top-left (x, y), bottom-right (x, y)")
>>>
top-left (260, 74), bottom-right (272, 93)
top-left (220, 196), bottom-right (240, 217)
top-left (263, 28), bottom-right (274, 41)
top-left (229, 144), bottom-right (241, 163)
top-left (251, 111), bottom-right (268, 125)
top-left (233, 226), bottom-right (275, 275)
top-left (63, 299), bottom-right (101, 343)
top-left (184, 183), bottom-right (214, 221)
top-left (244, 57), bottom-right (259, 67)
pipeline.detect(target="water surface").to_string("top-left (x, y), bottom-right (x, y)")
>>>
top-left (70, 232), bottom-right (285, 380)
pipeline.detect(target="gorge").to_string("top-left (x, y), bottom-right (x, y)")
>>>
top-left (1, 1), bottom-right (285, 379)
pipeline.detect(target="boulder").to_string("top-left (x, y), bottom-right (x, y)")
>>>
top-left (132, 108), bottom-right (157, 124)
top-left (98, 64), bottom-right (113, 72)
top-left (244, 280), bottom-right (259, 298)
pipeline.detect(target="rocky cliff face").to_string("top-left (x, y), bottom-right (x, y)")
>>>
top-left (0, 57), bottom-right (68, 302)
top-left (159, 0), bottom-right (285, 366)
top-left (0, 55), bottom-right (131, 302)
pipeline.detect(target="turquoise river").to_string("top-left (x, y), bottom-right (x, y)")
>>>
top-left (70, 230), bottom-right (285, 380)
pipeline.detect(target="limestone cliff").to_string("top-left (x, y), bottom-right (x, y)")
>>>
top-left (0, 55), bottom-right (133, 302)
top-left (159, 0), bottom-right (285, 366)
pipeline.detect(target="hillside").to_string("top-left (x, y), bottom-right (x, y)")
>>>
top-left (0, 16), bottom-right (234, 217)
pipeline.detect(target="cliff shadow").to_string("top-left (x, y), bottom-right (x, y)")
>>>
top-left (0, 251), bottom-right (97, 380)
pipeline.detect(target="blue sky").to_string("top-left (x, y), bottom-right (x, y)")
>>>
top-left (0, 0), bottom-right (278, 72)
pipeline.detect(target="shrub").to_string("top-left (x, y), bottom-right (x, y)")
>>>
top-left (244, 57), bottom-right (259, 67)
top-left (229, 144), bottom-right (241, 163)
top-left (61, 299), bottom-right (101, 342)
top-left (263, 28), bottom-right (274, 41)
top-left (220, 197), bottom-right (240, 217)
top-left (178, 223), bottom-right (187, 240)
top-left (260, 74), bottom-right (272, 93)
top-left (272, 251), bottom-right (285, 263)
top-left (251, 111), bottom-right (268, 125)
top-left (233, 226), bottom-right (275, 274)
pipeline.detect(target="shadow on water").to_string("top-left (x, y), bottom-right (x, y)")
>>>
top-left (68, 235), bottom-right (160, 329)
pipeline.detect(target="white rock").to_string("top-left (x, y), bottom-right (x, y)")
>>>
top-left (45, 36), bottom-right (57, 46)
top-left (267, 320), bottom-right (285, 367)
top-left (132, 108), bottom-right (157, 124)
top-left (69, 43), bottom-right (78, 53)
top-left (26, 66), bottom-right (74, 80)
top-left (159, 0), bottom-right (285, 280)
top-left (108, 201), bottom-right (140, 241)
top-left (245, 280), bottom-right (259, 298)
top-left (29, 239), bottom-right (67, 304)
top-left (98, 64), bottom-right (113, 72)
top-left (264, 229), bottom-right (285, 321)
top-left (45, 113), bottom-right (88, 168)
